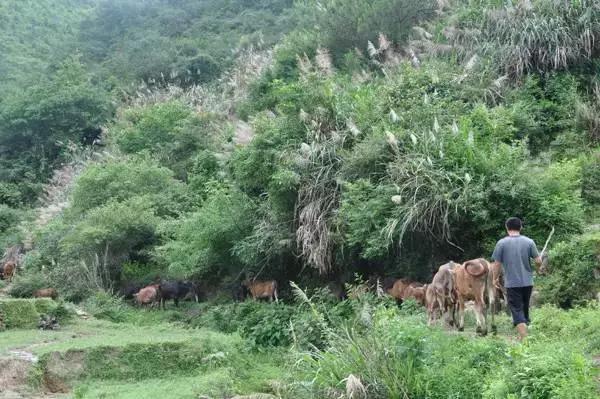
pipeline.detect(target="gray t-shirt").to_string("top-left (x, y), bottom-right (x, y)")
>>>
top-left (491, 235), bottom-right (539, 288)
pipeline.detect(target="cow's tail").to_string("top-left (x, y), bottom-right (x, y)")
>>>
top-left (463, 259), bottom-right (488, 278)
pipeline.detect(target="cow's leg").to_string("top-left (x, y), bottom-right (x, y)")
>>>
top-left (175, 298), bottom-right (179, 307)
top-left (457, 297), bottom-right (465, 331)
top-left (488, 283), bottom-right (497, 333)
top-left (476, 296), bottom-right (488, 336)
top-left (274, 289), bottom-right (279, 303)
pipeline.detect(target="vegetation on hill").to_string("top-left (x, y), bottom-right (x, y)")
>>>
top-left (1, 0), bottom-right (599, 396)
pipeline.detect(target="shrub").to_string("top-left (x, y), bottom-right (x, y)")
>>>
top-left (111, 102), bottom-right (221, 178)
top-left (537, 232), bottom-right (600, 308)
top-left (483, 340), bottom-right (598, 399)
top-left (237, 303), bottom-right (296, 348)
top-left (8, 271), bottom-right (48, 298)
top-left (82, 291), bottom-right (130, 323)
top-left (299, 0), bottom-right (437, 62)
top-left (69, 158), bottom-right (188, 217)
top-left (453, 0), bottom-right (600, 78)
top-left (156, 183), bottom-right (256, 279)
top-left (0, 298), bottom-right (42, 329)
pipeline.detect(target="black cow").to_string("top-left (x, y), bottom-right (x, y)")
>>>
top-left (231, 284), bottom-right (248, 302)
top-left (119, 282), bottom-right (143, 300)
top-left (158, 281), bottom-right (198, 309)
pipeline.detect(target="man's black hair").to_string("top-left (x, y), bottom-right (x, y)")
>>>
top-left (505, 217), bottom-right (522, 231)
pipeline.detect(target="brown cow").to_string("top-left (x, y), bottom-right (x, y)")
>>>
top-left (242, 279), bottom-right (278, 302)
top-left (33, 288), bottom-right (58, 300)
top-left (385, 278), bottom-right (413, 302)
top-left (488, 260), bottom-right (506, 316)
top-left (427, 261), bottom-right (457, 326)
top-left (454, 258), bottom-right (495, 335)
top-left (2, 261), bottom-right (16, 282)
top-left (401, 282), bottom-right (427, 306)
top-left (134, 284), bottom-right (160, 307)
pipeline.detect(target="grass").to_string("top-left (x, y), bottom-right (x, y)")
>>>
top-left (73, 371), bottom-right (235, 399)
top-left (0, 318), bottom-right (240, 355)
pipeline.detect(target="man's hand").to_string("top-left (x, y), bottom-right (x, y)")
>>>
top-left (534, 255), bottom-right (547, 275)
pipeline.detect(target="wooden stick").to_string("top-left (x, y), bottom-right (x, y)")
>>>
top-left (540, 226), bottom-right (555, 257)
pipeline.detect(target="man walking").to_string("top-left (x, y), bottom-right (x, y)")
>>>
top-left (491, 217), bottom-right (543, 341)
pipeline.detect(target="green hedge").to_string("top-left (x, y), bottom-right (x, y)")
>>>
top-left (0, 298), bottom-right (58, 329)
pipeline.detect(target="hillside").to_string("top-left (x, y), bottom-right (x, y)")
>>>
top-left (0, 0), bottom-right (599, 397)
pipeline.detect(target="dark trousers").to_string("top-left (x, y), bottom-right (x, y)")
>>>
top-left (506, 286), bottom-right (533, 326)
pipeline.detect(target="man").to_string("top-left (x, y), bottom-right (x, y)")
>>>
top-left (491, 217), bottom-right (543, 341)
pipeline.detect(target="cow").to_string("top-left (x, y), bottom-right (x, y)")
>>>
top-left (401, 282), bottom-right (427, 306)
top-left (327, 281), bottom-right (348, 301)
top-left (231, 283), bottom-right (248, 302)
top-left (158, 281), bottom-right (199, 309)
top-left (385, 278), bottom-right (413, 302)
top-left (488, 260), bottom-right (506, 315)
top-left (33, 288), bottom-right (58, 300)
top-left (426, 261), bottom-right (457, 326)
top-left (454, 258), bottom-right (494, 336)
top-left (119, 282), bottom-right (143, 300)
top-left (242, 279), bottom-right (278, 302)
top-left (1, 261), bottom-right (16, 282)
top-left (134, 284), bottom-right (160, 307)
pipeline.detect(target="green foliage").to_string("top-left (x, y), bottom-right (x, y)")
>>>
top-left (299, 0), bottom-right (437, 62)
top-left (78, 0), bottom-right (295, 85)
top-left (484, 340), bottom-right (598, 399)
top-left (300, 305), bottom-right (599, 399)
top-left (581, 152), bottom-right (600, 211)
top-left (0, 57), bottom-right (113, 202)
top-left (0, 298), bottom-right (45, 329)
top-left (157, 183), bottom-right (256, 278)
top-left (70, 158), bottom-right (188, 217)
top-left (538, 231), bottom-right (600, 308)
top-left (112, 102), bottom-right (222, 179)
top-left (82, 291), bottom-right (131, 323)
top-left (453, 0), bottom-right (600, 78)
top-left (7, 271), bottom-right (48, 298)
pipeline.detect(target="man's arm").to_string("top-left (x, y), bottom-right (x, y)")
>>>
top-left (529, 240), bottom-right (545, 273)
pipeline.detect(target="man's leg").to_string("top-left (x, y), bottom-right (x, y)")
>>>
top-left (506, 287), bottom-right (528, 340)
top-left (522, 286), bottom-right (533, 324)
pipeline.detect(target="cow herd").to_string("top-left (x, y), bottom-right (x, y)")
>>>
top-left (2, 254), bottom-right (508, 335)
top-left (382, 258), bottom-right (506, 335)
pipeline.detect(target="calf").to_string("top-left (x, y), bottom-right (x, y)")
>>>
top-left (134, 284), bottom-right (160, 307)
top-left (1, 261), bottom-right (15, 282)
top-left (33, 288), bottom-right (58, 300)
top-left (327, 281), bottom-right (348, 301)
top-left (427, 261), bottom-right (457, 326)
top-left (242, 279), bottom-right (278, 302)
top-left (488, 260), bottom-right (506, 316)
top-left (385, 278), bottom-right (413, 302)
top-left (158, 281), bottom-right (199, 309)
top-left (401, 282), bottom-right (427, 306)
top-left (454, 258), bottom-right (493, 335)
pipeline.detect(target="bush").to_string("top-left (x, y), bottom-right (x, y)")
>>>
top-left (111, 102), bottom-right (221, 178)
top-left (0, 298), bottom-right (43, 329)
top-left (8, 271), bottom-right (48, 298)
top-left (82, 291), bottom-right (130, 323)
top-left (156, 183), bottom-right (256, 279)
top-left (237, 303), bottom-right (296, 348)
top-left (538, 232), bottom-right (600, 307)
top-left (69, 158), bottom-right (188, 217)
top-left (300, 305), bottom-right (599, 399)
top-left (484, 340), bottom-right (598, 399)
top-left (299, 0), bottom-right (437, 62)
